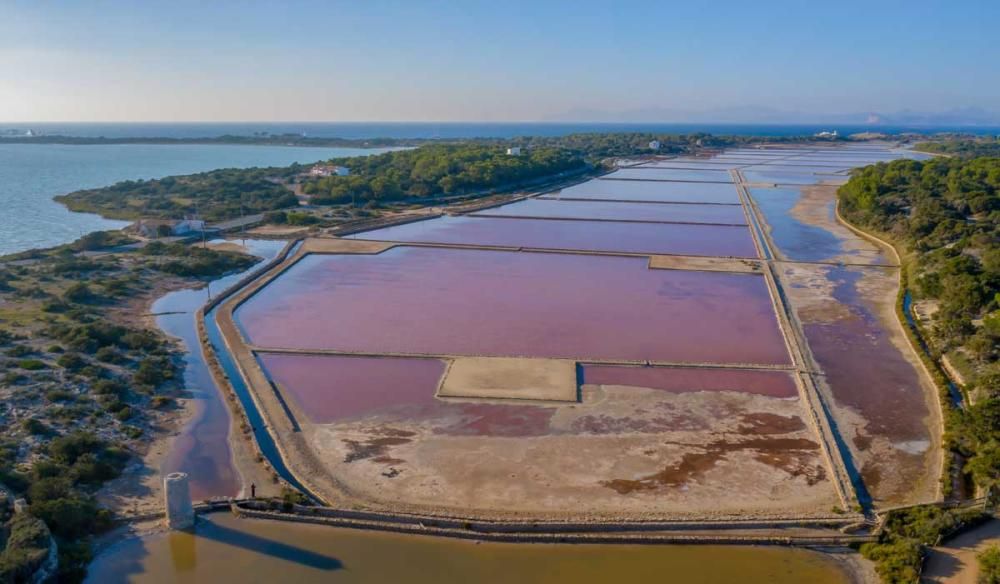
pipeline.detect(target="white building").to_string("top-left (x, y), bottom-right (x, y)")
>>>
top-left (133, 218), bottom-right (205, 238)
top-left (506, 147), bottom-right (521, 156)
top-left (308, 165), bottom-right (350, 177)
top-left (648, 140), bottom-right (661, 150)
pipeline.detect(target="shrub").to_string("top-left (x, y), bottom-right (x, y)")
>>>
top-left (21, 418), bottom-right (49, 436)
top-left (979, 545), bottom-right (1000, 584)
top-left (18, 359), bottom-right (46, 371)
top-left (0, 513), bottom-right (52, 583)
top-left (62, 282), bottom-right (95, 304)
top-left (56, 352), bottom-right (86, 371)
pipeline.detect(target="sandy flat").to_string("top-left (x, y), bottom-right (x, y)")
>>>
top-left (438, 357), bottom-right (578, 402)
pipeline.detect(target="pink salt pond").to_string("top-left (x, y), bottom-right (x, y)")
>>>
top-left (470, 198), bottom-right (747, 225)
top-left (545, 178), bottom-right (740, 204)
top-left (582, 365), bottom-right (799, 398)
top-left (257, 353), bottom-right (555, 435)
top-left (604, 168), bottom-right (734, 183)
top-left (257, 353), bottom-right (446, 423)
top-left (237, 247), bottom-right (790, 365)
top-left (348, 215), bottom-right (757, 257)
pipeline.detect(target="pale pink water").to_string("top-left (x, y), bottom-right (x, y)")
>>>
top-left (470, 198), bottom-right (747, 225)
top-left (349, 215), bottom-right (757, 257)
top-left (237, 247), bottom-right (790, 364)
top-left (546, 179), bottom-right (740, 204)
top-left (604, 168), bottom-right (733, 183)
top-left (257, 353), bottom-right (554, 435)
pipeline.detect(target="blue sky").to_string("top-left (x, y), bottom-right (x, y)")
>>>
top-left (1, 0), bottom-right (997, 122)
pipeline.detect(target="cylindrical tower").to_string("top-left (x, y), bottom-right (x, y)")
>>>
top-left (163, 472), bottom-right (195, 530)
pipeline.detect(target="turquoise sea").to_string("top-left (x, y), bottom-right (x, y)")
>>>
top-left (0, 143), bottom-right (392, 256)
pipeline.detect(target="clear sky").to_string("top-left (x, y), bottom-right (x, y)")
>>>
top-left (2, 0), bottom-right (997, 122)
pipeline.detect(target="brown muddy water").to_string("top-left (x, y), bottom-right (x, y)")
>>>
top-left (86, 514), bottom-right (852, 584)
top-left (237, 247), bottom-right (789, 364)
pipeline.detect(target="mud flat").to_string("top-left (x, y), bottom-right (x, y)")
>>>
top-left (235, 247), bottom-right (789, 365)
top-left (345, 214), bottom-right (759, 257)
top-left (256, 353), bottom-right (841, 518)
top-left (778, 262), bottom-right (940, 505)
top-left (748, 185), bottom-right (893, 265)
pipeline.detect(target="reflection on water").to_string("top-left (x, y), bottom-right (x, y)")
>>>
top-left (749, 187), bottom-right (843, 262)
top-left (87, 513), bottom-right (850, 584)
top-left (153, 239), bottom-right (287, 500)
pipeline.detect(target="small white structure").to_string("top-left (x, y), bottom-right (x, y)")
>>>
top-left (163, 472), bottom-right (195, 530)
top-left (648, 140), bottom-right (661, 150)
top-left (172, 218), bottom-right (205, 235)
top-left (133, 217), bottom-right (204, 238)
top-left (815, 130), bottom-right (839, 138)
top-left (506, 147), bottom-right (521, 156)
top-left (308, 164), bottom-right (350, 177)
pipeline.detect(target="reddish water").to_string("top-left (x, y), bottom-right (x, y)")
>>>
top-left (582, 365), bottom-right (799, 398)
top-left (604, 168), bottom-right (733, 183)
top-left (238, 247), bottom-right (790, 364)
top-left (546, 179), bottom-right (740, 204)
top-left (257, 352), bottom-right (554, 435)
top-left (349, 215), bottom-right (758, 257)
top-left (257, 353), bottom-right (446, 423)
top-left (470, 198), bottom-right (747, 225)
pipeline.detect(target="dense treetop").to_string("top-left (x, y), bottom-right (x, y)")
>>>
top-left (302, 144), bottom-right (584, 204)
top-left (915, 138), bottom-right (1000, 158)
top-left (839, 157), bottom-right (999, 356)
top-left (55, 166), bottom-right (302, 221)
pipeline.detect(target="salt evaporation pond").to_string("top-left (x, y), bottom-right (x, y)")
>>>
top-left (257, 353), bottom-right (447, 424)
top-left (470, 198), bottom-right (748, 224)
top-left (581, 365), bottom-right (799, 398)
top-left (743, 170), bottom-right (824, 185)
top-left (545, 179), bottom-right (741, 204)
top-left (604, 168), bottom-right (733, 182)
top-left (237, 247), bottom-right (789, 364)
top-left (347, 215), bottom-right (758, 257)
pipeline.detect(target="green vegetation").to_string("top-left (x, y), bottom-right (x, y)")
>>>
top-left (302, 144), bottom-right (585, 203)
top-left (915, 138), bottom-right (1000, 158)
top-left (839, 157), bottom-right (1000, 496)
top-left (979, 545), bottom-right (1000, 584)
top-left (860, 506), bottom-right (988, 583)
top-left (0, 231), bottom-right (259, 581)
top-left (0, 511), bottom-right (52, 583)
top-left (55, 167), bottom-right (301, 221)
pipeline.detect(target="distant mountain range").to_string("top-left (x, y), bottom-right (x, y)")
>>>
top-left (545, 106), bottom-right (1000, 127)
